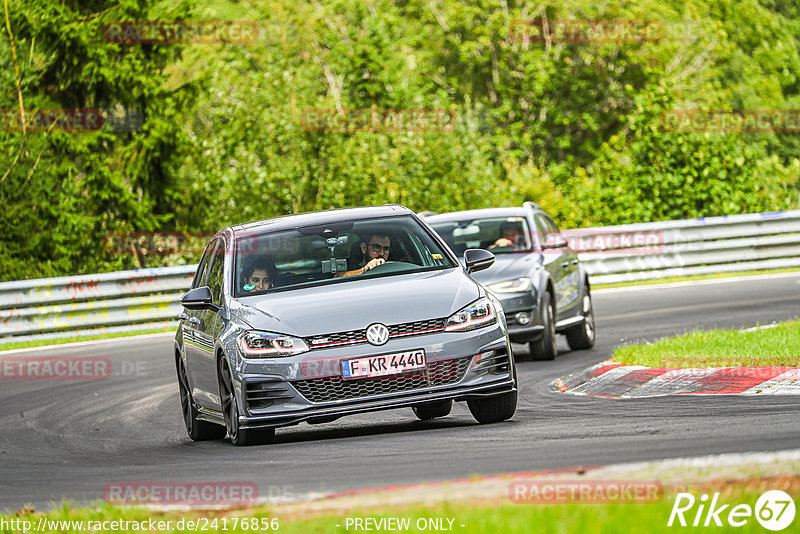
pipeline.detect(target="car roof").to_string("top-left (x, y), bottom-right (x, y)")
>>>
top-left (425, 206), bottom-right (532, 224)
top-left (225, 204), bottom-right (415, 235)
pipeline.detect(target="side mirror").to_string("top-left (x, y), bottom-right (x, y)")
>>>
top-left (180, 286), bottom-right (220, 312)
top-left (542, 234), bottom-right (569, 250)
top-left (464, 248), bottom-right (495, 274)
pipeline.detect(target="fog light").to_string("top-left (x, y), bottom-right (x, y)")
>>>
top-left (515, 312), bottom-right (532, 325)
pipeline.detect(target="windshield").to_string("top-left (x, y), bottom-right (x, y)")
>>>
top-left (233, 215), bottom-right (455, 296)
top-left (430, 216), bottom-right (533, 255)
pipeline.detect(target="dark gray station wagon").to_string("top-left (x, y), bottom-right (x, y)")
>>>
top-left (426, 202), bottom-right (596, 360)
top-left (174, 205), bottom-right (517, 445)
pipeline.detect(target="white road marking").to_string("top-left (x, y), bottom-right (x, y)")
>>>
top-left (622, 368), bottom-right (724, 398)
top-left (0, 332), bottom-right (174, 355)
top-left (738, 323), bottom-right (780, 333)
top-left (594, 271), bottom-right (800, 294)
top-left (568, 365), bottom-right (649, 395)
top-left (742, 369), bottom-right (800, 395)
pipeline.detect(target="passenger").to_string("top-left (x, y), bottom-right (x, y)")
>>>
top-left (242, 257), bottom-right (276, 291)
top-left (335, 232), bottom-right (391, 278)
top-left (490, 221), bottom-right (524, 250)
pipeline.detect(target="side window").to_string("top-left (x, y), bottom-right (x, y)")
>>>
top-left (207, 240), bottom-right (226, 305)
top-left (544, 215), bottom-right (560, 234)
top-left (191, 240), bottom-right (218, 289)
top-left (534, 216), bottom-right (549, 248)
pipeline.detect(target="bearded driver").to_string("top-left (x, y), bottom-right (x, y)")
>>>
top-left (335, 232), bottom-right (391, 278)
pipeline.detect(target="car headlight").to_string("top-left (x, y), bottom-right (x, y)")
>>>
top-left (488, 277), bottom-right (532, 293)
top-left (237, 331), bottom-right (310, 358)
top-left (445, 297), bottom-right (497, 331)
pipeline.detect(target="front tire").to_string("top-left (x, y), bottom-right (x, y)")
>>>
top-left (176, 357), bottom-right (226, 441)
top-left (467, 390), bottom-right (517, 424)
top-left (218, 357), bottom-right (275, 446)
top-left (566, 285), bottom-right (596, 351)
top-left (529, 291), bottom-right (557, 360)
top-left (412, 399), bottom-right (453, 420)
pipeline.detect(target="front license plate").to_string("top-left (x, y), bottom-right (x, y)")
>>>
top-left (341, 350), bottom-right (426, 380)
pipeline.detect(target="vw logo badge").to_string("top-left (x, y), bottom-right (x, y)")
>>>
top-left (366, 323), bottom-right (389, 346)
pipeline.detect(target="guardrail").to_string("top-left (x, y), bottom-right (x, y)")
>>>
top-left (575, 210), bottom-right (800, 284)
top-left (1, 210), bottom-right (798, 344)
top-left (0, 266), bottom-right (196, 344)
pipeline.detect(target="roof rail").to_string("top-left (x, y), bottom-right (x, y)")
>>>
top-left (417, 211), bottom-right (439, 217)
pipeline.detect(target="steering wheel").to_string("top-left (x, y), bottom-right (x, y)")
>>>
top-left (365, 260), bottom-right (416, 274)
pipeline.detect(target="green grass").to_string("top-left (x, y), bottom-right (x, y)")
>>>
top-left (613, 319), bottom-right (800, 367)
top-left (0, 327), bottom-right (174, 352)
top-left (2, 485), bottom-right (795, 534)
top-left (594, 267), bottom-right (800, 289)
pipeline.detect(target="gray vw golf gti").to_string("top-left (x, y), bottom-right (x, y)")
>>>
top-left (174, 205), bottom-right (517, 445)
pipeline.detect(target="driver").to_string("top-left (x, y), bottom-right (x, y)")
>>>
top-left (335, 232), bottom-right (391, 278)
top-left (490, 221), bottom-right (524, 250)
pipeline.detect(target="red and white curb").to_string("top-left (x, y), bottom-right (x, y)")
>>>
top-left (554, 360), bottom-right (800, 398)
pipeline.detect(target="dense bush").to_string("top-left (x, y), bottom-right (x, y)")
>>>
top-left (1, 0), bottom-right (799, 280)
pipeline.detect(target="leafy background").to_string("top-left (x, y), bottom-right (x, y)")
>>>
top-left (1, 0), bottom-right (799, 280)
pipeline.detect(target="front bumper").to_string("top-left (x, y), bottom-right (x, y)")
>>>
top-left (240, 375), bottom-right (515, 429)
top-left (229, 323), bottom-right (515, 429)
top-left (495, 292), bottom-right (541, 343)
top-left (507, 323), bottom-right (545, 343)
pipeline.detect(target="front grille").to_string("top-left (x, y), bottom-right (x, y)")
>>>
top-left (389, 318), bottom-right (446, 336)
top-left (291, 357), bottom-right (470, 403)
top-left (308, 329), bottom-right (366, 346)
top-left (304, 318), bottom-right (447, 349)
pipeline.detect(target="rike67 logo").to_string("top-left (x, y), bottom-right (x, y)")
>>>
top-left (668, 490), bottom-right (796, 531)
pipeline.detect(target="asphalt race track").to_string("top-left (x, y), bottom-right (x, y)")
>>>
top-left (1, 273), bottom-right (799, 511)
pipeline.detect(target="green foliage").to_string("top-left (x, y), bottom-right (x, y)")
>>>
top-left (0, 0), bottom-right (193, 280)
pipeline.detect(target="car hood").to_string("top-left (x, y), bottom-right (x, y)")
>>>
top-left (229, 268), bottom-right (480, 336)
top-left (468, 253), bottom-right (541, 285)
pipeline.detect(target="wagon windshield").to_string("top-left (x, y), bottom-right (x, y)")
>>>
top-left (233, 215), bottom-right (455, 296)
top-left (429, 216), bottom-right (533, 255)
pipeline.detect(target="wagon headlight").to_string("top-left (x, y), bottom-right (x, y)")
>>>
top-left (238, 331), bottom-right (310, 358)
top-left (488, 277), bottom-right (532, 293)
top-left (445, 297), bottom-right (497, 331)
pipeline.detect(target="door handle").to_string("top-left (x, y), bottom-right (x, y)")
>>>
top-left (188, 317), bottom-right (200, 326)
top-left (571, 259), bottom-right (579, 265)
top-left (177, 313), bottom-right (188, 321)
top-left (561, 261), bottom-right (569, 268)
